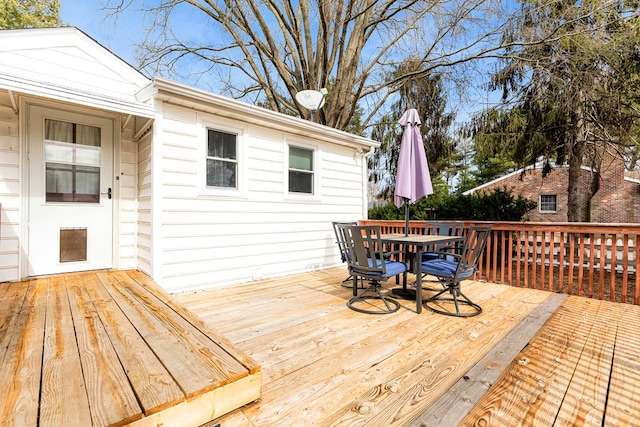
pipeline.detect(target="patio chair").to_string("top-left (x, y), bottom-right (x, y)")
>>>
top-left (332, 221), bottom-right (364, 289)
top-left (337, 224), bottom-right (408, 314)
top-left (422, 221), bottom-right (465, 262)
top-left (420, 224), bottom-right (492, 317)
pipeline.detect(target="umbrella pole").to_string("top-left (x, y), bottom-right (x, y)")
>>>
top-left (404, 202), bottom-right (409, 236)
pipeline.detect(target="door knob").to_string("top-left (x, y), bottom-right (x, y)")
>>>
top-left (101, 188), bottom-right (112, 199)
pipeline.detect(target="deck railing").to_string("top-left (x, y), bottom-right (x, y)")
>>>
top-left (361, 220), bottom-right (640, 305)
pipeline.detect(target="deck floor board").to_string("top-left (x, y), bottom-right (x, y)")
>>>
top-left (173, 267), bottom-right (640, 426)
top-left (3, 267), bottom-right (640, 426)
top-left (0, 270), bottom-right (260, 427)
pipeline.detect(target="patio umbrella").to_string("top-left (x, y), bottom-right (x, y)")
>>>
top-left (394, 108), bottom-right (433, 236)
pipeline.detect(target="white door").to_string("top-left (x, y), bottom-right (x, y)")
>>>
top-left (27, 105), bottom-right (114, 276)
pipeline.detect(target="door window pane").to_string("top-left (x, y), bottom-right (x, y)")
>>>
top-left (45, 119), bottom-right (101, 203)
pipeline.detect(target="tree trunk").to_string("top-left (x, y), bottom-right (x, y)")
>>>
top-left (567, 101), bottom-right (589, 222)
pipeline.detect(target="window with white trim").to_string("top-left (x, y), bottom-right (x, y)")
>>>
top-left (206, 128), bottom-right (237, 188)
top-left (288, 145), bottom-right (314, 194)
top-left (540, 194), bottom-right (557, 212)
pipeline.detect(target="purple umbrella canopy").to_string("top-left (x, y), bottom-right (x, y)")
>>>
top-left (393, 108), bottom-right (433, 234)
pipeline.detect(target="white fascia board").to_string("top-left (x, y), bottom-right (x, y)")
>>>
top-left (142, 77), bottom-right (380, 150)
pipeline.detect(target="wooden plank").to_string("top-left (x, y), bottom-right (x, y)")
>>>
top-left (247, 284), bottom-right (545, 425)
top-left (0, 281), bottom-right (30, 367)
top-left (124, 270), bottom-right (261, 374)
top-left (98, 271), bottom-right (246, 399)
top-left (604, 303), bottom-right (640, 426)
top-left (554, 299), bottom-right (619, 426)
top-left (65, 274), bottom-right (143, 426)
top-left (86, 272), bottom-right (186, 416)
top-left (40, 276), bottom-right (93, 427)
top-left (127, 373), bottom-right (261, 427)
top-left (0, 279), bottom-right (47, 426)
top-left (328, 287), bottom-right (553, 426)
top-left (458, 296), bottom-right (599, 427)
top-left (412, 292), bottom-right (567, 427)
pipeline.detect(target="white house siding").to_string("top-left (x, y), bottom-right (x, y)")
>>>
top-left (156, 103), bottom-right (367, 292)
top-left (0, 91), bottom-right (20, 282)
top-left (117, 115), bottom-right (139, 270)
top-left (136, 130), bottom-right (153, 276)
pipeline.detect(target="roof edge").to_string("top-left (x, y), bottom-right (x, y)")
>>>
top-left (144, 77), bottom-right (380, 149)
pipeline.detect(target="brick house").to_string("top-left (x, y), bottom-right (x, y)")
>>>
top-left (464, 155), bottom-right (640, 223)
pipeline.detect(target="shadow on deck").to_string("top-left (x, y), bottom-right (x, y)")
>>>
top-left (0, 270), bottom-right (261, 427)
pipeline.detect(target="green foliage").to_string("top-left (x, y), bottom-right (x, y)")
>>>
top-left (368, 60), bottom-right (455, 201)
top-left (472, 0), bottom-right (640, 221)
top-left (0, 0), bottom-right (61, 29)
top-left (369, 187), bottom-right (536, 222)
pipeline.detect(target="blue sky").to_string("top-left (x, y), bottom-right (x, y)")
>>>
top-left (58, 0), bottom-right (500, 126)
top-left (60, 1), bottom-right (140, 66)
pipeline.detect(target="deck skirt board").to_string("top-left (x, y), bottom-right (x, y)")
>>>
top-left (0, 270), bottom-right (261, 427)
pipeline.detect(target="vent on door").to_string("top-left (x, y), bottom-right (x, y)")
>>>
top-left (60, 228), bottom-right (87, 262)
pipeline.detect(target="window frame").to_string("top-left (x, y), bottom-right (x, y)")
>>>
top-left (199, 119), bottom-right (247, 198)
top-left (539, 194), bottom-right (558, 213)
top-left (286, 141), bottom-right (319, 198)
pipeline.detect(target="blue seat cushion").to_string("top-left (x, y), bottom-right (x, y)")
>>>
top-left (352, 259), bottom-right (408, 278)
top-left (421, 252), bottom-right (439, 262)
top-left (421, 259), bottom-right (474, 280)
top-left (421, 252), bottom-right (456, 262)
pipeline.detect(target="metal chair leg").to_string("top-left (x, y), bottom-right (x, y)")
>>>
top-left (347, 281), bottom-right (401, 314)
top-left (423, 281), bottom-right (482, 317)
top-left (341, 275), bottom-right (366, 289)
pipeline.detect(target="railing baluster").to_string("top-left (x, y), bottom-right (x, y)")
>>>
top-left (622, 234), bottom-right (629, 303)
top-left (599, 236), bottom-right (606, 300)
top-left (635, 234), bottom-right (640, 305)
top-left (531, 230), bottom-right (538, 289)
top-left (360, 220), bottom-right (640, 305)
top-left (610, 234), bottom-right (617, 302)
top-left (559, 232), bottom-right (565, 291)
top-left (588, 235), bottom-right (596, 298)
top-left (548, 231), bottom-right (555, 292)
top-left (540, 230), bottom-right (547, 289)
top-left (577, 232), bottom-right (585, 297)
top-left (568, 233), bottom-right (575, 295)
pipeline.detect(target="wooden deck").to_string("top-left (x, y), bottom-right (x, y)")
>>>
top-left (0, 270), bottom-right (261, 427)
top-left (173, 267), bottom-right (640, 426)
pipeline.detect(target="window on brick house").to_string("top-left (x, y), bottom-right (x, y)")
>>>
top-left (540, 195), bottom-right (557, 212)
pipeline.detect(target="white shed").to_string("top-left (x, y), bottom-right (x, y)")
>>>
top-left (0, 27), bottom-right (377, 292)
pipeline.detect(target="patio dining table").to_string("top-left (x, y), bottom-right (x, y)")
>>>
top-left (380, 233), bottom-right (464, 313)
